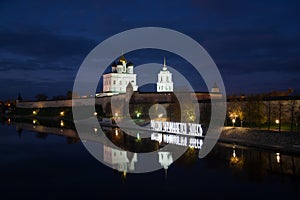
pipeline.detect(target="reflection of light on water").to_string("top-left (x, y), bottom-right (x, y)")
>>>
top-left (151, 133), bottom-right (162, 143)
top-left (159, 151), bottom-right (173, 169)
top-left (233, 149), bottom-right (236, 158)
top-left (276, 153), bottom-right (280, 164)
top-left (230, 146), bottom-right (239, 164)
top-left (137, 133), bottom-right (140, 140)
top-left (150, 132), bottom-right (202, 149)
top-left (33, 119), bottom-right (37, 125)
top-left (115, 129), bottom-right (118, 136)
top-left (103, 145), bottom-right (138, 178)
top-left (60, 120), bottom-right (64, 127)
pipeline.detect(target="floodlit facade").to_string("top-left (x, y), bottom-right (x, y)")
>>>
top-left (157, 58), bottom-right (173, 92)
top-left (103, 55), bottom-right (138, 93)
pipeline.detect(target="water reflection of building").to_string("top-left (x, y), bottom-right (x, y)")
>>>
top-left (11, 121), bottom-right (300, 179)
top-left (158, 151), bottom-right (174, 179)
top-left (158, 151), bottom-right (173, 170)
top-left (103, 145), bottom-right (137, 174)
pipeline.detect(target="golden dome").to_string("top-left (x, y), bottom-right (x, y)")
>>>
top-left (119, 54), bottom-right (127, 63)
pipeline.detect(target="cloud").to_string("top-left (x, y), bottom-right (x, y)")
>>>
top-left (0, 28), bottom-right (97, 58)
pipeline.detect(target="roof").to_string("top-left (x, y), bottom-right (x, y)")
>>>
top-left (111, 61), bottom-right (117, 67)
top-left (127, 61), bottom-right (133, 66)
top-left (119, 54), bottom-right (127, 63)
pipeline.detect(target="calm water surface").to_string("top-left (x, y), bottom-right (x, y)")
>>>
top-left (0, 120), bottom-right (299, 199)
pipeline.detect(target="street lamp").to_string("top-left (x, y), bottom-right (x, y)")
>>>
top-left (275, 119), bottom-right (280, 132)
top-left (232, 118), bottom-right (236, 127)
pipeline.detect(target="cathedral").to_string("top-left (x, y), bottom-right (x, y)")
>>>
top-left (102, 55), bottom-right (174, 94)
top-left (102, 55), bottom-right (138, 93)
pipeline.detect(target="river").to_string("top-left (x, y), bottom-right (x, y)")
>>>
top-left (0, 118), bottom-right (299, 199)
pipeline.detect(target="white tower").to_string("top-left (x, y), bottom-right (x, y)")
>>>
top-left (157, 58), bottom-right (173, 92)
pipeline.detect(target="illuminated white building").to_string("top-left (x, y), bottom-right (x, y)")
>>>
top-left (157, 58), bottom-right (173, 92)
top-left (103, 55), bottom-right (138, 93)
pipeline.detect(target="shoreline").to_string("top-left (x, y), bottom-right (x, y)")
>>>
top-left (7, 115), bottom-right (300, 154)
top-left (220, 127), bottom-right (300, 154)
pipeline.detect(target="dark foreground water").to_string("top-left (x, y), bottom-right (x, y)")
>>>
top-left (0, 121), bottom-right (299, 199)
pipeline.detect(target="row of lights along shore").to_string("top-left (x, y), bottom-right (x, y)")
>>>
top-left (231, 118), bottom-right (281, 131)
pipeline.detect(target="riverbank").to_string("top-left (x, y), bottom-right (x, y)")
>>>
top-left (7, 114), bottom-right (300, 153)
top-left (220, 127), bottom-right (300, 154)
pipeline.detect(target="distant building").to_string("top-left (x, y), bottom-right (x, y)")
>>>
top-left (102, 55), bottom-right (138, 93)
top-left (211, 82), bottom-right (220, 93)
top-left (157, 58), bottom-right (173, 92)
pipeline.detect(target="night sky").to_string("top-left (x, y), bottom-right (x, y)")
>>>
top-left (1, 0), bottom-right (300, 100)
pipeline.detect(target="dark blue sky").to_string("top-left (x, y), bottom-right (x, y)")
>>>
top-left (1, 0), bottom-right (300, 100)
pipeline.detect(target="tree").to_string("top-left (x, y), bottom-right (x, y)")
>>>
top-left (289, 100), bottom-right (296, 132)
top-left (295, 106), bottom-right (300, 132)
top-left (52, 95), bottom-right (66, 100)
top-left (227, 98), bottom-right (245, 127)
top-left (66, 91), bottom-right (73, 99)
top-left (17, 93), bottom-right (23, 101)
top-left (35, 94), bottom-right (48, 101)
top-left (66, 90), bottom-right (79, 99)
top-left (244, 95), bottom-right (267, 128)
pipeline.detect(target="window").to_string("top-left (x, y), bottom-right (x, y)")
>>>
top-left (113, 80), bottom-right (116, 84)
top-left (167, 76), bottom-right (169, 82)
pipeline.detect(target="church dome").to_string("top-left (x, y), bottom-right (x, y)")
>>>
top-left (119, 54), bottom-right (127, 63)
top-left (127, 61), bottom-right (133, 67)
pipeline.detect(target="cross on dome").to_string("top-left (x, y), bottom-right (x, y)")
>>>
top-left (163, 57), bottom-right (167, 71)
